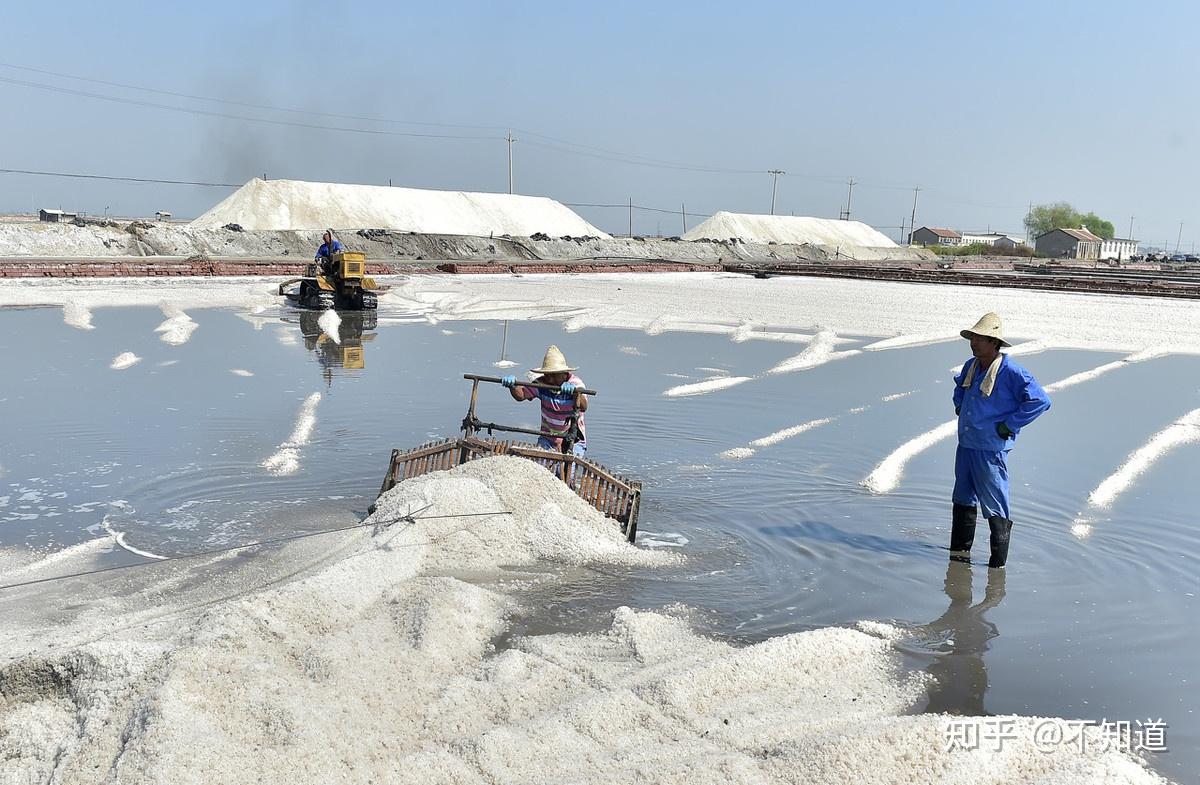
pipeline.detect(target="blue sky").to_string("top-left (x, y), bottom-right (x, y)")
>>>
top-left (3, 0), bottom-right (1197, 246)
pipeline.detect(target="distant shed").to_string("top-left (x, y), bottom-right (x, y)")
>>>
top-left (39, 209), bottom-right (78, 223)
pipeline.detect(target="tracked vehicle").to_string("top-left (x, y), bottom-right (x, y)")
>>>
top-left (278, 250), bottom-right (380, 310)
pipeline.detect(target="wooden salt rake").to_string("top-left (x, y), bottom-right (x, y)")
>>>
top-left (374, 375), bottom-right (642, 542)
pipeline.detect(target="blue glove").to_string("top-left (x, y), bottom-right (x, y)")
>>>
top-left (559, 381), bottom-right (578, 395)
top-left (500, 375), bottom-right (517, 388)
top-left (996, 421), bottom-right (1013, 439)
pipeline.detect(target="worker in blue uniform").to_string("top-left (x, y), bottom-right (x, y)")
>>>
top-left (315, 229), bottom-right (344, 277)
top-left (951, 312), bottom-right (1051, 568)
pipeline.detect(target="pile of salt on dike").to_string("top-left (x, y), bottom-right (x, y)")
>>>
top-left (0, 457), bottom-right (1169, 784)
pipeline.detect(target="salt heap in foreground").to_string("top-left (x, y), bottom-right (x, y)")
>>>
top-left (190, 178), bottom-right (610, 237)
top-left (0, 458), bottom-right (1169, 784)
top-left (683, 211), bottom-right (897, 248)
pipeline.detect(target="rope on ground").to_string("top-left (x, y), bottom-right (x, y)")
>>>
top-left (0, 506), bottom-right (512, 593)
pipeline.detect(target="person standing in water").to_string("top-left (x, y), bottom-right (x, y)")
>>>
top-left (501, 345), bottom-right (588, 456)
top-left (950, 312), bottom-right (1051, 568)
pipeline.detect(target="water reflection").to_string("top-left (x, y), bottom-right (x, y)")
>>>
top-left (923, 560), bottom-right (1006, 715)
top-left (296, 310), bottom-right (379, 384)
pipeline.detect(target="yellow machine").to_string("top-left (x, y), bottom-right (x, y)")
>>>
top-left (280, 250), bottom-right (380, 310)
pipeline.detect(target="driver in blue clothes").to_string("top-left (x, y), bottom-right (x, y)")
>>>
top-left (314, 229), bottom-right (344, 276)
top-left (950, 312), bottom-right (1051, 569)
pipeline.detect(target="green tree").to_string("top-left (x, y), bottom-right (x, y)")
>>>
top-left (1024, 202), bottom-right (1115, 240)
top-left (1078, 212), bottom-right (1115, 240)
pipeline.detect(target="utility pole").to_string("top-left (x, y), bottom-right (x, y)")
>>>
top-left (1176, 222), bottom-right (1184, 253)
top-left (1128, 215), bottom-right (1134, 241)
top-left (840, 178), bottom-right (856, 220)
top-left (628, 198), bottom-right (633, 237)
top-left (506, 131), bottom-right (516, 194)
top-left (768, 170), bottom-right (785, 215)
top-left (681, 203), bottom-right (687, 234)
top-left (899, 217), bottom-right (906, 245)
top-left (909, 186), bottom-right (921, 244)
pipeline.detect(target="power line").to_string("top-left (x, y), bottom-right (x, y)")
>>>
top-left (0, 62), bottom-right (1036, 212)
top-left (0, 75), bottom-right (499, 141)
top-left (0, 167), bottom-right (239, 188)
top-left (0, 61), bottom-right (508, 133)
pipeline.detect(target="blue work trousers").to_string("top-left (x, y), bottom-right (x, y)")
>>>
top-left (952, 446), bottom-right (1010, 520)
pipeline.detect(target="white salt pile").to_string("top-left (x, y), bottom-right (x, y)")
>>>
top-left (0, 457), bottom-right (1167, 785)
top-left (191, 178), bottom-right (610, 237)
top-left (154, 305), bottom-right (198, 346)
top-left (317, 308), bottom-right (341, 344)
top-left (61, 300), bottom-right (94, 330)
top-left (109, 352), bottom-right (140, 370)
top-left (261, 392), bottom-right (322, 476)
top-left (683, 211), bottom-right (897, 247)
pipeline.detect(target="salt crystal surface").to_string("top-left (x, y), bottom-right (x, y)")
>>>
top-left (0, 457), bottom-right (1171, 784)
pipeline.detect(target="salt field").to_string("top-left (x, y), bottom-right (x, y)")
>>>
top-left (0, 273), bottom-right (1196, 783)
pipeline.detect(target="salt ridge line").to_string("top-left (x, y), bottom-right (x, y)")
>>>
top-left (103, 515), bottom-right (167, 560)
top-left (719, 417), bottom-right (838, 460)
top-left (861, 351), bottom-right (1161, 495)
top-left (768, 329), bottom-right (860, 374)
top-left (1085, 408), bottom-right (1200, 512)
top-left (663, 376), bottom-right (753, 397)
top-left (261, 393), bottom-right (322, 477)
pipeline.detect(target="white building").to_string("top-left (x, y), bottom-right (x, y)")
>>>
top-left (1098, 237), bottom-right (1138, 261)
top-left (960, 232), bottom-right (1026, 247)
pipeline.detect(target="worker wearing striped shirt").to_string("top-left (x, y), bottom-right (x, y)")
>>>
top-left (501, 345), bottom-right (588, 456)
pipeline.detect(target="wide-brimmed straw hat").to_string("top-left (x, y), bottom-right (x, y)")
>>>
top-left (961, 312), bottom-right (1011, 347)
top-left (532, 344), bottom-right (576, 373)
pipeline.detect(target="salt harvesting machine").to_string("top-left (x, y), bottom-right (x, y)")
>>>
top-left (374, 374), bottom-right (643, 542)
top-left (278, 250), bottom-right (381, 310)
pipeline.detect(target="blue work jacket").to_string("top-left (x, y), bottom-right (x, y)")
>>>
top-left (315, 240), bottom-right (344, 259)
top-left (953, 354), bottom-right (1051, 451)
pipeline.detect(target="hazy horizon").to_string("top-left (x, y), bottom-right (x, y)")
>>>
top-left (3, 1), bottom-right (1197, 247)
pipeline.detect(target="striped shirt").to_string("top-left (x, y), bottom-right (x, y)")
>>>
top-left (532, 373), bottom-right (586, 449)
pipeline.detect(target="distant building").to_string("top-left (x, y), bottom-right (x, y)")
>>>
top-left (1034, 227), bottom-right (1103, 260)
top-left (1098, 237), bottom-right (1138, 261)
top-left (39, 208), bottom-right (78, 223)
top-left (910, 226), bottom-right (962, 246)
top-left (961, 232), bottom-right (1026, 248)
top-left (155, 211), bottom-right (173, 221)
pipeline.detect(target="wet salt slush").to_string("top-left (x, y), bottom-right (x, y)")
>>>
top-left (0, 302), bottom-right (1194, 782)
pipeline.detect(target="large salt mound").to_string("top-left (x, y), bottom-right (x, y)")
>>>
top-left (683, 211), bottom-right (897, 247)
top-left (0, 457), bottom-right (1170, 784)
top-left (190, 177), bottom-right (611, 237)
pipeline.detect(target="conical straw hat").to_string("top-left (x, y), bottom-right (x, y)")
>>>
top-left (532, 344), bottom-right (577, 373)
top-left (960, 312), bottom-right (1011, 347)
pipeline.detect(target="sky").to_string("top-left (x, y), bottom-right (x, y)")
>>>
top-left (2, 0), bottom-right (1198, 247)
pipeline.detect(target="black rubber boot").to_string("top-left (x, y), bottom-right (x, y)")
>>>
top-left (988, 516), bottom-right (1013, 569)
top-left (949, 504), bottom-right (977, 561)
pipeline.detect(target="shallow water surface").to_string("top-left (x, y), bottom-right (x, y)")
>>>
top-left (1, 303), bottom-right (1196, 782)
